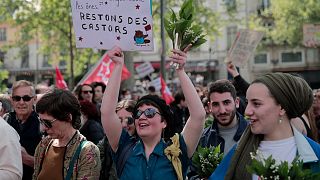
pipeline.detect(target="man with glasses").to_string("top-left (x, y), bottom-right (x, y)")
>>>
top-left (4, 80), bottom-right (42, 180)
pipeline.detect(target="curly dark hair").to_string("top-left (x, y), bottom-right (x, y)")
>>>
top-left (36, 89), bottom-right (82, 129)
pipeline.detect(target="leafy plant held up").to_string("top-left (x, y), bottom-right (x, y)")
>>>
top-left (164, 0), bottom-right (206, 51)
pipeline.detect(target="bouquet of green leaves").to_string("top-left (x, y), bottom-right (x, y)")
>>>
top-left (164, 0), bottom-right (206, 51)
top-left (192, 145), bottom-right (224, 179)
top-left (247, 150), bottom-right (320, 180)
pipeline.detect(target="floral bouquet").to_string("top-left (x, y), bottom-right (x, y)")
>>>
top-left (192, 145), bottom-right (223, 179)
top-left (247, 150), bottom-right (320, 180)
top-left (164, 0), bottom-right (206, 51)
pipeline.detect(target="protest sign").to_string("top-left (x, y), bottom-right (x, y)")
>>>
top-left (228, 29), bottom-right (264, 66)
top-left (303, 24), bottom-right (320, 48)
top-left (70, 0), bottom-right (154, 51)
top-left (135, 61), bottom-right (155, 78)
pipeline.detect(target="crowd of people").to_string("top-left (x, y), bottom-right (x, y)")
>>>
top-left (0, 46), bottom-right (320, 180)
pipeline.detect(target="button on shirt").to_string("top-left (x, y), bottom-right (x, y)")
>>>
top-left (113, 130), bottom-right (190, 180)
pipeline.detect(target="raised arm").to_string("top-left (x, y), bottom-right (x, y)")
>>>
top-left (101, 46), bottom-right (124, 151)
top-left (169, 48), bottom-right (206, 158)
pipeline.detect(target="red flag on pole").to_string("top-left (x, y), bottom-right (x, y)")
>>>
top-left (77, 52), bottom-right (131, 86)
top-left (55, 66), bottom-right (68, 89)
top-left (160, 75), bottom-right (174, 104)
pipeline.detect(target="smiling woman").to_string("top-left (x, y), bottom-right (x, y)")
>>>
top-left (33, 89), bottom-right (101, 180)
top-left (101, 46), bottom-right (206, 180)
top-left (210, 73), bottom-right (320, 180)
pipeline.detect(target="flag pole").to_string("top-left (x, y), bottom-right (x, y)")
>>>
top-left (73, 52), bottom-right (108, 91)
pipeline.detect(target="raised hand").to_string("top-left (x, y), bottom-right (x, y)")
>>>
top-left (107, 46), bottom-right (124, 65)
top-left (169, 44), bottom-right (192, 70)
top-left (226, 61), bottom-right (239, 77)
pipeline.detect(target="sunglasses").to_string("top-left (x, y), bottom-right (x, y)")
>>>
top-left (39, 118), bottom-right (57, 128)
top-left (12, 95), bottom-right (34, 102)
top-left (119, 117), bottom-right (134, 125)
top-left (133, 108), bottom-right (162, 119)
top-left (82, 90), bottom-right (93, 94)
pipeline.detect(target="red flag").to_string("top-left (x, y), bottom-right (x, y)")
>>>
top-left (55, 66), bottom-right (68, 89)
top-left (77, 52), bottom-right (131, 86)
top-left (160, 75), bottom-right (174, 104)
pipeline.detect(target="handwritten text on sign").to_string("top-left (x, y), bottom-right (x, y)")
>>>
top-left (229, 29), bottom-right (264, 67)
top-left (70, 0), bottom-right (154, 51)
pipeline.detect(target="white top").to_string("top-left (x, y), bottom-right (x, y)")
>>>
top-left (0, 118), bottom-right (23, 180)
top-left (252, 137), bottom-right (297, 180)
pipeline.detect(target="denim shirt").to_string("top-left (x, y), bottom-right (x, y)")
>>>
top-left (113, 130), bottom-right (190, 180)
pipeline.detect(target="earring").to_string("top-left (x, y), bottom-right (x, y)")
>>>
top-left (278, 118), bottom-right (282, 124)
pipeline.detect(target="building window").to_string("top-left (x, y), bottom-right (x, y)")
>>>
top-left (223, 0), bottom-right (237, 11)
top-left (281, 51), bottom-right (302, 63)
top-left (21, 46), bottom-right (29, 68)
top-left (0, 28), bottom-right (7, 41)
top-left (227, 26), bottom-right (237, 50)
top-left (42, 55), bottom-right (50, 67)
top-left (254, 53), bottom-right (268, 64)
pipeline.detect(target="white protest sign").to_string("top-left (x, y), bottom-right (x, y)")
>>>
top-left (228, 29), bottom-right (264, 66)
top-left (303, 24), bottom-right (320, 47)
top-left (149, 77), bottom-right (161, 91)
top-left (135, 61), bottom-right (155, 78)
top-left (70, 0), bottom-right (154, 51)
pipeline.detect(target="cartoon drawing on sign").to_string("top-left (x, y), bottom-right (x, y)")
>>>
top-left (134, 30), bottom-right (150, 44)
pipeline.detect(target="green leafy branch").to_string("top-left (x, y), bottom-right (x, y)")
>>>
top-left (164, 0), bottom-right (206, 51)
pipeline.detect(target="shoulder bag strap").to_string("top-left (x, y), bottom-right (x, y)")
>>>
top-left (65, 140), bottom-right (87, 180)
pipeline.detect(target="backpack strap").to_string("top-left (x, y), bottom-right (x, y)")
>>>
top-left (116, 138), bottom-right (137, 177)
top-left (65, 140), bottom-right (88, 180)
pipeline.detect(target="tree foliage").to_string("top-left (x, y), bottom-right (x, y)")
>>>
top-left (1, 0), bottom-right (220, 89)
top-left (250, 0), bottom-right (320, 46)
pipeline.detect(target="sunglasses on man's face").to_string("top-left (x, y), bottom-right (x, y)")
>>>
top-left (12, 95), bottom-right (34, 102)
top-left (39, 118), bottom-right (57, 128)
top-left (133, 108), bottom-right (162, 119)
top-left (82, 90), bottom-right (93, 94)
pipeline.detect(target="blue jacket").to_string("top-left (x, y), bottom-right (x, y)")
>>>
top-left (199, 112), bottom-right (248, 152)
top-left (210, 127), bottom-right (320, 179)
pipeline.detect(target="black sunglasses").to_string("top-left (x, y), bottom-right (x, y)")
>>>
top-left (82, 90), bottom-right (93, 94)
top-left (133, 108), bottom-right (162, 119)
top-left (119, 117), bottom-right (134, 125)
top-left (12, 95), bottom-right (34, 102)
top-left (39, 118), bottom-right (57, 128)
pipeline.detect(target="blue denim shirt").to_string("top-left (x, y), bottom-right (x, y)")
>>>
top-left (113, 130), bottom-right (190, 180)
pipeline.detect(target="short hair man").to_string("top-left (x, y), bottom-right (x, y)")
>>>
top-left (91, 81), bottom-right (106, 104)
top-left (4, 80), bottom-right (42, 180)
top-left (199, 79), bottom-right (248, 154)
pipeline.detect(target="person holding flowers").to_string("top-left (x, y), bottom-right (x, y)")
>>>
top-left (101, 46), bottom-right (205, 180)
top-left (210, 72), bottom-right (320, 180)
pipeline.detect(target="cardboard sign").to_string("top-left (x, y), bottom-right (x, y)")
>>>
top-left (70, 0), bottom-right (154, 51)
top-left (303, 24), bottom-right (320, 47)
top-left (135, 61), bottom-right (154, 78)
top-left (228, 29), bottom-right (264, 66)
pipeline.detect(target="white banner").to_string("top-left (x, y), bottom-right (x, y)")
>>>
top-left (135, 61), bottom-right (155, 78)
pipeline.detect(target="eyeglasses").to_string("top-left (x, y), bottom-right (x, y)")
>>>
top-left (12, 95), bottom-right (34, 102)
top-left (82, 90), bottom-right (93, 94)
top-left (133, 108), bottom-right (162, 119)
top-left (119, 117), bottom-right (134, 125)
top-left (39, 118), bottom-right (57, 128)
